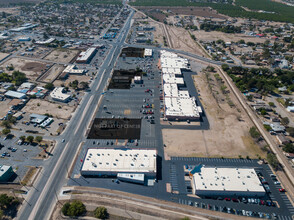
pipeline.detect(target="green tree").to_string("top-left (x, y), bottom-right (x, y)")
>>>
top-left (181, 217), bottom-right (191, 220)
top-left (26, 136), bottom-right (34, 143)
top-left (268, 102), bottom-right (275, 107)
top-left (62, 202), bottom-right (70, 216)
top-left (263, 124), bottom-right (271, 131)
top-left (2, 129), bottom-right (10, 135)
top-left (286, 127), bottom-right (294, 137)
top-left (281, 117), bottom-right (289, 126)
top-left (0, 194), bottom-right (13, 209)
top-left (35, 136), bottom-right (43, 143)
top-left (260, 109), bottom-right (267, 116)
top-left (267, 153), bottom-right (279, 170)
top-left (221, 64), bottom-right (230, 72)
top-left (66, 200), bottom-right (86, 217)
top-left (94, 206), bottom-right (108, 219)
top-left (1, 120), bottom-right (11, 129)
top-left (45, 83), bottom-right (54, 90)
top-left (80, 82), bottom-right (89, 90)
top-left (249, 126), bottom-right (260, 139)
top-left (283, 143), bottom-right (294, 153)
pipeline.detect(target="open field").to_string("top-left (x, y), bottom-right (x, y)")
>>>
top-left (192, 30), bottom-right (274, 43)
top-left (0, 58), bottom-right (48, 81)
top-left (0, 52), bottom-right (10, 61)
top-left (0, 7), bottom-right (20, 15)
top-left (22, 47), bottom-right (51, 59)
top-left (38, 64), bottom-right (65, 83)
top-left (44, 49), bottom-right (80, 63)
top-left (54, 74), bottom-right (91, 87)
top-left (22, 99), bottom-right (74, 120)
top-left (163, 67), bottom-right (266, 159)
top-left (165, 25), bottom-right (207, 57)
top-left (0, 99), bottom-right (13, 119)
top-left (136, 6), bottom-right (226, 22)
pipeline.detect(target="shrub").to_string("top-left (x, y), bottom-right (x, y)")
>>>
top-left (94, 206), bottom-right (108, 219)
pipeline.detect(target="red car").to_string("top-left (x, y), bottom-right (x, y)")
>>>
top-left (279, 188), bottom-right (286, 192)
top-left (224, 198), bottom-right (231, 201)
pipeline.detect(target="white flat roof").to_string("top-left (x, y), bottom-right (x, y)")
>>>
top-left (81, 148), bottom-right (157, 173)
top-left (160, 50), bottom-right (189, 69)
top-left (5, 90), bottom-right (26, 99)
top-left (50, 87), bottom-right (70, 101)
top-left (76, 47), bottom-right (96, 62)
top-left (162, 67), bottom-right (182, 75)
top-left (117, 173), bottom-right (145, 182)
top-left (144, 48), bottom-right (152, 57)
top-left (36, 38), bottom-right (55, 44)
top-left (163, 74), bottom-right (184, 85)
top-left (193, 167), bottom-right (265, 193)
top-left (63, 64), bottom-right (85, 74)
top-left (165, 97), bottom-right (200, 118)
top-left (164, 83), bottom-right (178, 97)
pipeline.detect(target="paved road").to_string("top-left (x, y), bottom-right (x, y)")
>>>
top-left (16, 8), bottom-right (135, 220)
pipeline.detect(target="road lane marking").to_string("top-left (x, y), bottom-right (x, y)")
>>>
top-left (74, 95), bottom-right (94, 135)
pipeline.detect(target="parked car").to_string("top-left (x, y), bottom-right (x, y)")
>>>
top-left (279, 188), bottom-right (286, 192)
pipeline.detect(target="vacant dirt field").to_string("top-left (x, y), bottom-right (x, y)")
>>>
top-left (44, 49), bottom-right (80, 63)
top-left (1, 58), bottom-right (48, 81)
top-left (39, 64), bottom-right (65, 83)
top-left (0, 99), bottom-right (12, 119)
top-left (0, 7), bottom-right (20, 15)
top-left (0, 52), bottom-right (10, 61)
top-left (165, 25), bottom-right (207, 57)
top-left (54, 74), bottom-right (91, 87)
top-left (22, 99), bottom-right (74, 120)
top-left (193, 30), bottom-right (273, 43)
top-left (163, 67), bottom-right (266, 159)
top-left (136, 6), bottom-right (226, 22)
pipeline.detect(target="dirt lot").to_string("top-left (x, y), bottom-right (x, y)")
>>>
top-left (38, 64), bottom-right (65, 83)
top-left (136, 6), bottom-right (226, 22)
top-left (22, 99), bottom-right (74, 120)
top-left (0, 52), bottom-right (10, 61)
top-left (163, 67), bottom-right (266, 159)
top-left (193, 30), bottom-right (273, 43)
top-left (0, 99), bottom-right (12, 119)
top-left (54, 74), bottom-right (91, 87)
top-left (0, 58), bottom-right (48, 81)
top-left (0, 7), bottom-right (20, 15)
top-left (22, 47), bottom-right (52, 59)
top-left (165, 25), bottom-right (207, 57)
top-left (44, 49), bottom-right (80, 63)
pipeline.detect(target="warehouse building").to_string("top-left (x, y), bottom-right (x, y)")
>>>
top-left (35, 38), bottom-right (55, 45)
top-left (50, 87), bottom-right (71, 102)
top-left (81, 148), bottom-right (157, 185)
top-left (191, 165), bottom-right (266, 197)
top-left (76, 47), bottom-right (97, 63)
top-left (30, 113), bottom-right (48, 124)
top-left (165, 97), bottom-right (201, 121)
top-left (63, 64), bottom-right (86, 75)
top-left (0, 165), bottom-right (14, 182)
top-left (160, 50), bottom-right (201, 121)
top-left (4, 90), bottom-right (27, 99)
